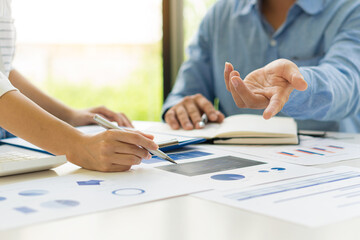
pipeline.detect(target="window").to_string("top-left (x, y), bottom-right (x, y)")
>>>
top-left (12, 0), bottom-right (163, 121)
top-left (184, 0), bottom-right (217, 53)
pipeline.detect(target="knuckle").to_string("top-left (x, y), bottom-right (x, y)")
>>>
top-left (194, 93), bottom-right (202, 98)
top-left (132, 133), bottom-right (143, 142)
top-left (104, 130), bottom-right (115, 139)
top-left (165, 110), bottom-right (175, 118)
top-left (128, 155), bottom-right (140, 164)
top-left (140, 149), bottom-right (149, 158)
top-left (183, 96), bottom-right (192, 104)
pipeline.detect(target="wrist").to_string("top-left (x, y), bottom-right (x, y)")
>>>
top-left (64, 130), bottom-right (88, 166)
top-left (62, 107), bottom-right (78, 126)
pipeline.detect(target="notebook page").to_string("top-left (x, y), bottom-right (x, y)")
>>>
top-left (215, 115), bottom-right (297, 138)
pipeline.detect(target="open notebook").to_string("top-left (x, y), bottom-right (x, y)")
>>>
top-left (146, 114), bottom-right (299, 145)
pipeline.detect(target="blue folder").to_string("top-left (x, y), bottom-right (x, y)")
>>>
top-left (158, 137), bottom-right (206, 152)
top-left (0, 134), bottom-right (206, 154)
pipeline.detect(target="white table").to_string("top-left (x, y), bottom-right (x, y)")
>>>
top-left (1, 132), bottom-right (360, 240)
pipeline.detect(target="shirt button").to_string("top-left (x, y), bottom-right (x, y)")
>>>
top-left (270, 39), bottom-right (277, 47)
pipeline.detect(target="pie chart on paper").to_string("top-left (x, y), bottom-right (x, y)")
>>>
top-left (210, 174), bottom-right (245, 181)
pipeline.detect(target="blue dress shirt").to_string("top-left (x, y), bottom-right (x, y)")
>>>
top-left (162, 0), bottom-right (360, 132)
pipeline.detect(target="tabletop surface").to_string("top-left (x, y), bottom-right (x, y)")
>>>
top-left (1, 129), bottom-right (360, 240)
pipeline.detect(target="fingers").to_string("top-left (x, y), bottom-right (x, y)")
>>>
top-left (134, 130), bottom-right (155, 140)
top-left (94, 131), bottom-right (156, 171)
top-left (165, 94), bottom-right (225, 129)
top-left (120, 113), bottom-right (134, 128)
top-left (282, 63), bottom-right (307, 91)
top-left (164, 109), bottom-right (180, 129)
top-left (175, 104), bottom-right (194, 130)
top-left (193, 94), bottom-right (218, 122)
top-left (215, 110), bottom-right (225, 123)
top-left (111, 112), bottom-right (133, 128)
top-left (230, 74), bottom-right (270, 109)
top-left (224, 62), bottom-right (234, 91)
top-left (183, 97), bottom-right (202, 129)
top-left (228, 71), bottom-right (246, 108)
top-left (263, 91), bottom-right (290, 120)
top-left (289, 72), bottom-right (307, 91)
top-left (106, 129), bottom-right (158, 151)
top-left (91, 106), bottom-right (134, 128)
top-left (266, 59), bottom-right (308, 91)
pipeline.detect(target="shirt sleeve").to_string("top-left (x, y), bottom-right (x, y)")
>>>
top-left (282, 6), bottom-right (360, 121)
top-left (161, 6), bottom-right (217, 118)
top-left (0, 71), bottom-right (16, 97)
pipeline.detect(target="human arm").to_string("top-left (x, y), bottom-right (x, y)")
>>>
top-left (163, 6), bottom-right (224, 129)
top-left (0, 88), bottom-right (158, 172)
top-left (224, 60), bottom-right (307, 119)
top-left (226, 5), bottom-right (360, 121)
top-left (8, 69), bottom-right (133, 127)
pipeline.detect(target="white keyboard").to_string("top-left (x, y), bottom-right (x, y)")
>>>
top-left (0, 151), bottom-right (67, 177)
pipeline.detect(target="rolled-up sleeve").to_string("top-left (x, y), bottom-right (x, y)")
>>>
top-left (282, 5), bottom-right (360, 121)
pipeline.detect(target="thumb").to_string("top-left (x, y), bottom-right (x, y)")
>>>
top-left (290, 72), bottom-right (308, 91)
top-left (268, 59), bottom-right (308, 91)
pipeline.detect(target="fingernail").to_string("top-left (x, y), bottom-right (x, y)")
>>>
top-left (231, 77), bottom-right (238, 87)
top-left (185, 123), bottom-right (193, 129)
top-left (225, 62), bottom-right (232, 71)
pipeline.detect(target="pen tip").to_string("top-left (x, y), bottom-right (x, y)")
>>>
top-left (167, 157), bottom-right (177, 164)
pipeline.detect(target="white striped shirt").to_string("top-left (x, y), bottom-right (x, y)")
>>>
top-left (0, 0), bottom-right (16, 97)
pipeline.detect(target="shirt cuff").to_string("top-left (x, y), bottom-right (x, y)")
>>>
top-left (0, 71), bottom-right (16, 97)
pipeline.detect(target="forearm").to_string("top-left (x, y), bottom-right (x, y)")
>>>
top-left (282, 64), bottom-right (360, 121)
top-left (8, 69), bottom-right (75, 123)
top-left (0, 90), bottom-right (83, 156)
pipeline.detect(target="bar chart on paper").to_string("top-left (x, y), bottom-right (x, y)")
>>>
top-left (224, 137), bottom-right (360, 166)
top-left (196, 166), bottom-right (360, 227)
top-left (270, 140), bottom-right (360, 165)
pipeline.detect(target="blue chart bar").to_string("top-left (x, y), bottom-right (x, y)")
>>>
top-left (211, 174), bottom-right (245, 181)
top-left (144, 150), bottom-right (213, 164)
top-left (271, 167), bottom-right (286, 171)
top-left (0, 196), bottom-right (6, 201)
top-left (225, 171), bottom-right (360, 201)
top-left (77, 180), bottom-right (104, 186)
top-left (296, 149), bottom-right (324, 156)
top-left (14, 206), bottom-right (37, 214)
top-left (41, 200), bottom-right (80, 209)
top-left (18, 190), bottom-right (49, 197)
top-left (328, 145), bottom-right (344, 149)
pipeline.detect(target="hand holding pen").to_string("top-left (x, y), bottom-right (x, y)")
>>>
top-left (93, 114), bottom-right (177, 164)
top-left (198, 113), bottom-right (208, 128)
top-left (164, 94), bottom-right (225, 130)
